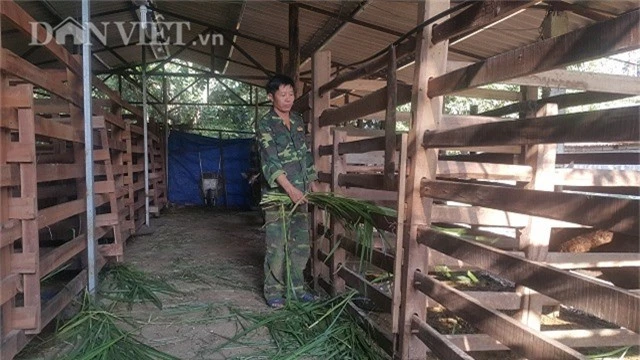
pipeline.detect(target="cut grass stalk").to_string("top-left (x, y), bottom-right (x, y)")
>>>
top-left (215, 293), bottom-right (388, 359)
top-left (99, 263), bottom-right (181, 310)
top-left (55, 292), bottom-right (179, 360)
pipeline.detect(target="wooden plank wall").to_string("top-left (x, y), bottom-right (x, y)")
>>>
top-left (304, 2), bottom-right (639, 360)
top-left (0, 1), bottom-right (167, 358)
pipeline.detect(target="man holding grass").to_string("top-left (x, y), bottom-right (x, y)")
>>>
top-left (258, 74), bottom-right (319, 308)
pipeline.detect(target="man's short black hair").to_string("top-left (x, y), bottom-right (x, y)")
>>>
top-left (266, 74), bottom-right (295, 96)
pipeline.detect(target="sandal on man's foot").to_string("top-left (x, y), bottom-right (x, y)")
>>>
top-left (298, 293), bottom-right (318, 303)
top-left (266, 298), bottom-right (285, 309)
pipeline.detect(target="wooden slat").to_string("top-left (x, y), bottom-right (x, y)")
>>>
top-left (8, 196), bottom-right (36, 219)
top-left (0, 49), bottom-right (75, 105)
top-left (451, 87), bottom-right (521, 101)
top-left (39, 236), bottom-right (87, 279)
top-left (0, 330), bottom-right (27, 360)
top-left (545, 252), bottom-right (640, 270)
top-left (7, 143), bottom-right (35, 163)
top-left (0, 274), bottom-right (20, 305)
top-left (431, 204), bottom-right (584, 228)
top-left (440, 328), bottom-right (640, 352)
top-left (414, 271), bottom-right (585, 360)
top-left (555, 168), bottom-right (640, 187)
top-left (318, 37), bottom-right (416, 95)
top-left (339, 236), bottom-right (394, 273)
top-left (411, 315), bottom-right (475, 360)
top-left (437, 161), bottom-right (532, 181)
top-left (10, 252), bottom-right (37, 274)
top-left (432, 0), bottom-right (537, 44)
top-left (421, 180), bottom-right (639, 236)
top-left (336, 264), bottom-right (392, 313)
top-left (438, 115), bottom-right (505, 131)
top-left (428, 9), bottom-right (640, 97)
top-left (345, 302), bottom-right (394, 356)
top-left (423, 106), bottom-right (639, 148)
top-left (339, 173), bottom-right (389, 190)
top-left (505, 70), bottom-right (640, 96)
top-left (319, 84), bottom-right (412, 127)
top-left (40, 269), bottom-right (87, 328)
top-left (418, 227), bottom-right (640, 332)
top-left (481, 91), bottom-right (630, 117)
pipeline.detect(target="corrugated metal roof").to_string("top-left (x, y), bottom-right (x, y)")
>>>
top-left (1, 0), bottom-right (637, 86)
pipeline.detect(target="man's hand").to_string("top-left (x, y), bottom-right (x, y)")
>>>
top-left (310, 180), bottom-right (320, 193)
top-left (286, 186), bottom-right (306, 204)
top-left (275, 173), bottom-right (307, 204)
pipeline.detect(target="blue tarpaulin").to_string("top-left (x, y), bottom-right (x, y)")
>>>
top-left (168, 131), bottom-right (254, 209)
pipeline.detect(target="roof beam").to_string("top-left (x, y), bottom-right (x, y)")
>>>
top-left (294, 2), bottom-right (404, 38)
top-left (428, 9), bottom-right (640, 97)
top-left (149, 5), bottom-right (287, 51)
top-left (225, 36), bottom-right (272, 76)
top-left (432, 0), bottom-right (539, 44)
top-left (544, 1), bottom-right (614, 22)
top-left (298, 1), bottom-right (369, 64)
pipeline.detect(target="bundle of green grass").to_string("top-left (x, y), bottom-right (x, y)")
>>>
top-left (212, 192), bottom-right (396, 359)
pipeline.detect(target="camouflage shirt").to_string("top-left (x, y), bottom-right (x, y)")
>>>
top-left (258, 108), bottom-right (317, 196)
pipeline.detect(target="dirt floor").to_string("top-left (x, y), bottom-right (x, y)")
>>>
top-left (16, 207), bottom-right (639, 360)
top-left (18, 207), bottom-right (273, 360)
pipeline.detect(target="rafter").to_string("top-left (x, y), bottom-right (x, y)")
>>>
top-left (299, 1), bottom-right (369, 64)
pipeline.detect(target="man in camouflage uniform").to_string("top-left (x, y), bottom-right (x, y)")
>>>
top-left (258, 74), bottom-right (318, 308)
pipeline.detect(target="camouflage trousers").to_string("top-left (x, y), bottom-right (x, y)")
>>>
top-left (263, 206), bottom-right (310, 301)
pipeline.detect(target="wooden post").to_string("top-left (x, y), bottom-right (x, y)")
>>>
top-left (392, 133), bottom-right (408, 334)
top-left (384, 45), bottom-right (397, 191)
top-left (16, 85), bottom-right (40, 333)
top-left (288, 3), bottom-right (300, 96)
top-left (397, 1), bottom-right (448, 358)
top-left (275, 46), bottom-right (283, 74)
top-left (515, 102), bottom-right (558, 329)
top-left (0, 75), bottom-right (15, 343)
top-left (330, 130), bottom-right (347, 295)
top-left (311, 50), bottom-right (331, 290)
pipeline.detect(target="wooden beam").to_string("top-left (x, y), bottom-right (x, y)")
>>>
top-left (429, 9), bottom-right (640, 97)
top-left (40, 269), bottom-right (87, 329)
top-left (431, 204), bottom-right (584, 228)
top-left (336, 264), bottom-right (392, 313)
top-left (421, 180), bottom-right (639, 236)
top-left (346, 302), bottom-right (394, 356)
top-left (439, 328), bottom-right (639, 352)
top-left (505, 70), bottom-right (640, 96)
top-left (319, 38), bottom-right (417, 96)
top-left (418, 227), bottom-right (640, 333)
top-left (414, 271), bottom-right (586, 359)
top-left (423, 106), bottom-right (639, 148)
top-left (339, 236), bottom-right (394, 273)
top-left (432, 0), bottom-right (538, 44)
top-left (555, 168), bottom-right (640, 187)
top-left (319, 84), bottom-right (412, 127)
top-left (481, 91), bottom-right (630, 117)
top-left (452, 87), bottom-right (521, 101)
top-left (338, 173), bottom-right (389, 190)
top-left (437, 161), bottom-right (532, 181)
top-left (545, 252), bottom-right (640, 270)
